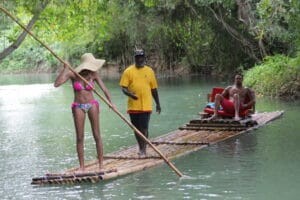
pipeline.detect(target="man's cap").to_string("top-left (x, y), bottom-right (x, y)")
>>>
top-left (134, 49), bottom-right (145, 57)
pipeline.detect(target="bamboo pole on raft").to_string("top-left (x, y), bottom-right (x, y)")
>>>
top-left (0, 5), bottom-right (183, 177)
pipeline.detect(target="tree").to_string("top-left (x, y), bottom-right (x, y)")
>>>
top-left (0, 0), bottom-right (50, 60)
top-left (0, 0), bottom-right (299, 75)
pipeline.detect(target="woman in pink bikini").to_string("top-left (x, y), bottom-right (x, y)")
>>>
top-left (54, 53), bottom-right (114, 173)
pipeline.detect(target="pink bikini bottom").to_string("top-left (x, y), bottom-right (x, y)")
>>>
top-left (71, 99), bottom-right (99, 113)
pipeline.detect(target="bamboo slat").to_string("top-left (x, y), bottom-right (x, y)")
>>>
top-left (151, 141), bottom-right (210, 145)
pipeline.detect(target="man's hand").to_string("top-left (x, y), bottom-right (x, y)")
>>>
top-left (131, 94), bottom-right (138, 100)
top-left (241, 103), bottom-right (248, 109)
top-left (122, 87), bottom-right (138, 100)
top-left (156, 105), bottom-right (161, 114)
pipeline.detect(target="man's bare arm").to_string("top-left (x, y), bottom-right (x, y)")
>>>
top-left (247, 88), bottom-right (256, 106)
top-left (242, 88), bottom-right (256, 108)
top-left (222, 86), bottom-right (231, 98)
top-left (122, 86), bottom-right (138, 100)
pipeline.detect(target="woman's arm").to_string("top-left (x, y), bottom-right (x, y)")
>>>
top-left (94, 72), bottom-right (113, 104)
top-left (54, 63), bottom-right (74, 87)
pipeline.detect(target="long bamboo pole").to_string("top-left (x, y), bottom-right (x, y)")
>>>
top-left (0, 6), bottom-right (183, 177)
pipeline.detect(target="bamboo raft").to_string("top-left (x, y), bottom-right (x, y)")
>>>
top-left (31, 110), bottom-right (283, 185)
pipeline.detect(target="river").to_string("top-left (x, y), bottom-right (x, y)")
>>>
top-left (0, 74), bottom-right (299, 200)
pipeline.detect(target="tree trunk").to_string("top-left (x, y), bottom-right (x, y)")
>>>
top-left (0, 1), bottom-right (49, 60)
top-left (209, 6), bottom-right (261, 62)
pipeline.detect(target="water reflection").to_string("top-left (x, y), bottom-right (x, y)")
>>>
top-left (0, 83), bottom-right (59, 200)
top-left (0, 75), bottom-right (299, 200)
top-left (0, 84), bottom-right (54, 109)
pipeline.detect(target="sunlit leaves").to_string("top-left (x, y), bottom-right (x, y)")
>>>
top-left (1, 0), bottom-right (299, 76)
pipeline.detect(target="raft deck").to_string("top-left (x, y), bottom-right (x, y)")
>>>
top-left (32, 111), bottom-right (283, 185)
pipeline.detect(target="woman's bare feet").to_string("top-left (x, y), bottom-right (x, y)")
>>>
top-left (74, 167), bottom-right (86, 174)
top-left (98, 164), bottom-right (105, 173)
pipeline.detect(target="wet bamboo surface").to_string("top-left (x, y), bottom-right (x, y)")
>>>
top-left (31, 111), bottom-right (283, 185)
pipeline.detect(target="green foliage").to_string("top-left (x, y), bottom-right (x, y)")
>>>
top-left (101, 0), bottom-right (217, 70)
top-left (255, 0), bottom-right (300, 55)
top-left (244, 54), bottom-right (300, 98)
top-left (0, 0), bottom-right (299, 77)
top-left (0, 37), bottom-right (57, 72)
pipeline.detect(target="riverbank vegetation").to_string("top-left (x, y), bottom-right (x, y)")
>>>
top-left (244, 54), bottom-right (300, 99)
top-left (0, 0), bottom-right (299, 98)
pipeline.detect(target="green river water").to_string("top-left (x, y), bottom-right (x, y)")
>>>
top-left (0, 74), bottom-right (299, 200)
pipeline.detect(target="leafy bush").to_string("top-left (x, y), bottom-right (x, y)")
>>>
top-left (244, 54), bottom-right (300, 99)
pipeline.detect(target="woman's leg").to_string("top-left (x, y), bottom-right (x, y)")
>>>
top-left (88, 104), bottom-right (103, 171)
top-left (72, 107), bottom-right (86, 172)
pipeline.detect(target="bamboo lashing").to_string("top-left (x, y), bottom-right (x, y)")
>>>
top-left (0, 5), bottom-right (183, 177)
top-left (179, 117), bottom-right (258, 131)
top-left (152, 141), bottom-right (210, 145)
top-left (179, 126), bottom-right (247, 131)
top-left (104, 155), bottom-right (161, 160)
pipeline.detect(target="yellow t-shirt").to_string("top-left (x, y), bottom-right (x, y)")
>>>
top-left (119, 65), bottom-right (158, 112)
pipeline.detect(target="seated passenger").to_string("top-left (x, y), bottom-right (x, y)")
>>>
top-left (207, 74), bottom-right (255, 121)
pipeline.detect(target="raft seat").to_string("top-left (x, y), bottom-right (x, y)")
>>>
top-left (203, 87), bottom-right (255, 118)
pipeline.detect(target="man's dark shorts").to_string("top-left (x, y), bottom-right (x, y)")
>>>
top-left (129, 112), bottom-right (151, 131)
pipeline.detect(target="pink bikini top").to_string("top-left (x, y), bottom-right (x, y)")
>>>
top-left (73, 81), bottom-right (94, 91)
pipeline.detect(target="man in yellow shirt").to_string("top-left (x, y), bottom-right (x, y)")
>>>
top-left (119, 49), bottom-right (161, 156)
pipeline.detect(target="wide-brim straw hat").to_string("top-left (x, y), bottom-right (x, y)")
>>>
top-left (75, 53), bottom-right (106, 73)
